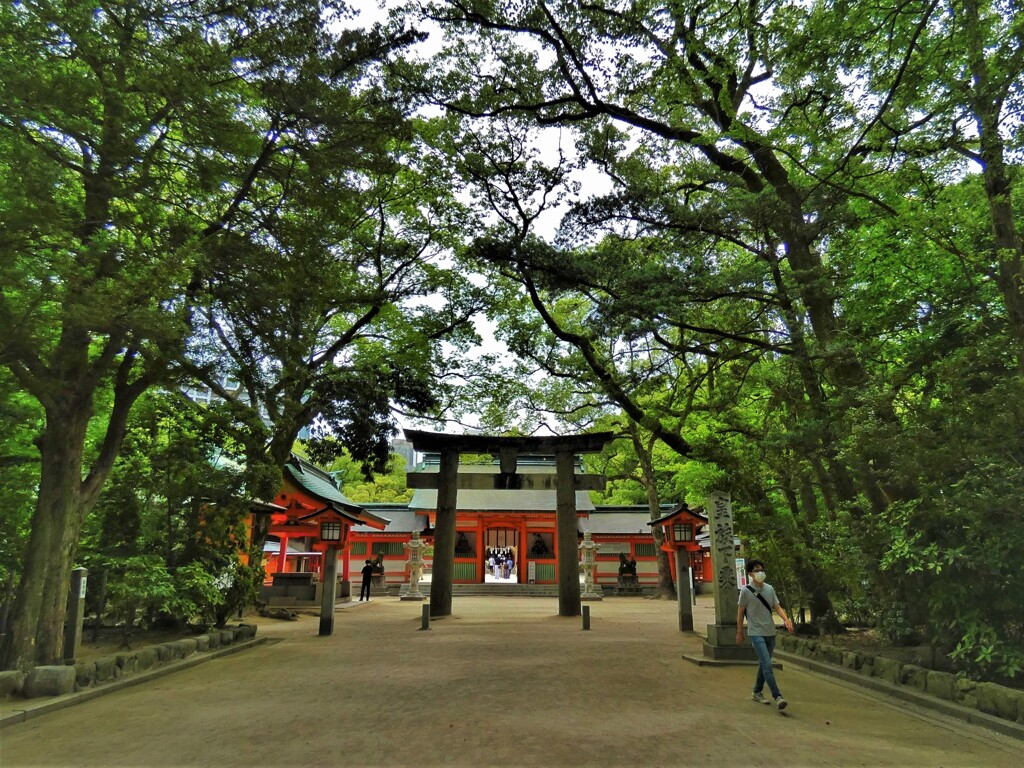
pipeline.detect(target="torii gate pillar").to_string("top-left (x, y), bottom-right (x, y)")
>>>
top-left (555, 450), bottom-right (581, 617)
top-left (430, 448), bottom-right (459, 618)
top-left (404, 430), bottom-right (615, 618)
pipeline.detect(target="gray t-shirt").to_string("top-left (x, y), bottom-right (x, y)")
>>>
top-left (739, 582), bottom-right (779, 636)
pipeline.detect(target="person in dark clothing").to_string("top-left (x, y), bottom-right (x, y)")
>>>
top-left (360, 559), bottom-right (374, 601)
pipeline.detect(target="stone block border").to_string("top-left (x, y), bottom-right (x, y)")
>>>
top-left (1, 624), bottom-right (262, 728)
top-left (776, 634), bottom-right (1024, 740)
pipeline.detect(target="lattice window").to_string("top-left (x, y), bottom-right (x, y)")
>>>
top-left (320, 521), bottom-right (341, 542)
top-left (673, 523), bottom-right (693, 542)
top-left (634, 542), bottom-right (657, 558)
top-left (454, 562), bottom-right (476, 581)
top-left (535, 563), bottom-right (556, 581)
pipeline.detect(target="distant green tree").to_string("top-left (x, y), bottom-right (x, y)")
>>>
top-left (182, 141), bottom-right (485, 489)
top-left (329, 451), bottom-right (415, 504)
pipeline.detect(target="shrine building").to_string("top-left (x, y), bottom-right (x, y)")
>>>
top-left (254, 452), bottom-right (714, 603)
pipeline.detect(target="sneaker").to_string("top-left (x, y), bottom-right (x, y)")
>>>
top-left (752, 692), bottom-right (771, 705)
top-left (775, 696), bottom-right (788, 711)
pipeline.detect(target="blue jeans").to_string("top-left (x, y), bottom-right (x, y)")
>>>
top-left (750, 634), bottom-right (781, 699)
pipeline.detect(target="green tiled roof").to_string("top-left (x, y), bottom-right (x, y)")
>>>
top-left (284, 454), bottom-right (356, 508)
top-left (283, 454), bottom-right (391, 529)
top-left (296, 503), bottom-right (365, 525)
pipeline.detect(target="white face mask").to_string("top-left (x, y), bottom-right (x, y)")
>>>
top-left (751, 571), bottom-right (766, 584)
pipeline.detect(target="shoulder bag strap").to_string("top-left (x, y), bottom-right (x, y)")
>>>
top-left (746, 584), bottom-right (773, 613)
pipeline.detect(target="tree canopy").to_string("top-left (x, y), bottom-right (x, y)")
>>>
top-left (2, 0), bottom-right (1022, 679)
top-left (0, 0), bottom-right (464, 669)
top-left (393, 0), bottom-right (1024, 675)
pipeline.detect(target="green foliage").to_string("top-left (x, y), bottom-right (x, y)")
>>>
top-left (875, 601), bottom-right (920, 647)
top-left (881, 449), bottom-right (1024, 676)
top-left (104, 556), bottom-right (175, 627)
top-left (167, 563), bottom-right (225, 627)
top-left (1, 0), bottom-right (1021, 681)
top-left (82, 391), bottom-right (246, 563)
top-left (0, 0), bottom-right (467, 667)
top-left (214, 561), bottom-right (264, 629)
top-left (100, 555), bottom-right (256, 632)
top-left (78, 390), bottom-right (258, 631)
top-left (407, 0), bottom-right (1024, 676)
top-left (328, 450), bottom-right (414, 503)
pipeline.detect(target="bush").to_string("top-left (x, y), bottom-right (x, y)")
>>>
top-left (875, 600), bottom-right (920, 647)
top-left (168, 562), bottom-right (224, 629)
top-left (213, 560), bottom-right (263, 628)
top-left (882, 485), bottom-right (1024, 677)
top-left (105, 556), bottom-right (175, 644)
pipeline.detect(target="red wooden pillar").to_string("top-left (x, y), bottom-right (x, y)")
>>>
top-left (476, 517), bottom-right (485, 583)
top-left (277, 534), bottom-right (290, 574)
top-left (518, 518), bottom-right (527, 584)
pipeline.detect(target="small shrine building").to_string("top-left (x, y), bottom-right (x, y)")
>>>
top-left (255, 454), bottom-right (390, 602)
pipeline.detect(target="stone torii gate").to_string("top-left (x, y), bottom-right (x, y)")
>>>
top-left (403, 430), bottom-right (615, 618)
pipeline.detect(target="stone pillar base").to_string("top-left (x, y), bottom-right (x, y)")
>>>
top-left (703, 623), bottom-right (757, 662)
top-left (701, 641), bottom-right (758, 661)
top-left (401, 594), bottom-right (425, 601)
top-left (706, 623), bottom-right (742, 646)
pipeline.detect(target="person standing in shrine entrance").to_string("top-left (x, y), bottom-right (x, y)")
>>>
top-left (736, 559), bottom-right (794, 710)
top-left (359, 559), bottom-right (374, 601)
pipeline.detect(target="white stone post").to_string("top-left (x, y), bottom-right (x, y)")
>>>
top-left (579, 531), bottom-right (602, 600)
top-left (403, 530), bottom-right (428, 601)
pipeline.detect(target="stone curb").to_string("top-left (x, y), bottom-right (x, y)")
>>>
top-left (775, 650), bottom-right (1024, 742)
top-left (0, 636), bottom-right (269, 729)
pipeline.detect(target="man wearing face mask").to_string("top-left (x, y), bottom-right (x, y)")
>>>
top-left (736, 559), bottom-right (795, 710)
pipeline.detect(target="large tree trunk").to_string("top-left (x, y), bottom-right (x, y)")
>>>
top-left (962, 0), bottom-right (1024, 370)
top-left (652, 529), bottom-right (675, 598)
top-left (774, 484), bottom-right (838, 627)
top-left (628, 427), bottom-right (676, 597)
top-left (767, 254), bottom-right (861, 506)
top-left (980, 171), bottom-right (1024, 370)
top-left (2, 405), bottom-right (91, 668)
top-left (2, 345), bottom-right (144, 670)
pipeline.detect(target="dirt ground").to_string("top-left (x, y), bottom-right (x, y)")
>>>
top-left (75, 604), bottom-right (1018, 690)
top-left (2, 595), bottom-right (1020, 768)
